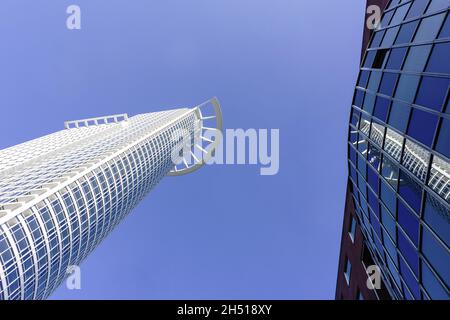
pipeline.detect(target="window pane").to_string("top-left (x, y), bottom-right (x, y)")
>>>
top-left (398, 229), bottom-right (419, 276)
top-left (381, 205), bottom-right (397, 243)
top-left (399, 170), bottom-right (422, 213)
top-left (381, 180), bottom-right (397, 213)
top-left (388, 101), bottom-right (410, 132)
top-left (384, 128), bottom-right (404, 161)
top-left (382, 26), bottom-right (400, 47)
top-left (353, 89), bottom-right (365, 108)
top-left (414, 13), bottom-right (446, 42)
top-left (370, 30), bottom-right (386, 48)
top-left (398, 201), bottom-right (419, 245)
top-left (426, 42), bottom-right (450, 74)
top-left (379, 72), bottom-right (398, 96)
top-left (439, 13), bottom-right (450, 38)
top-left (428, 155), bottom-right (450, 204)
top-left (423, 193), bottom-right (450, 248)
top-left (422, 260), bottom-right (449, 299)
top-left (422, 227), bottom-right (450, 288)
top-left (415, 76), bottom-right (450, 112)
top-left (386, 47), bottom-right (408, 69)
top-left (402, 139), bottom-right (430, 182)
top-left (426, 0), bottom-right (450, 13)
top-left (395, 20), bottom-right (420, 44)
top-left (395, 74), bottom-right (421, 103)
top-left (363, 50), bottom-right (376, 68)
top-left (373, 96), bottom-right (390, 121)
top-left (363, 92), bottom-right (376, 114)
top-left (390, 3), bottom-right (411, 25)
top-left (436, 118), bottom-right (450, 159)
top-left (407, 108), bottom-right (438, 147)
top-left (406, 0), bottom-right (430, 19)
top-left (368, 71), bottom-right (383, 92)
top-left (403, 44), bottom-right (432, 72)
top-left (382, 156), bottom-right (400, 189)
top-left (358, 70), bottom-right (370, 88)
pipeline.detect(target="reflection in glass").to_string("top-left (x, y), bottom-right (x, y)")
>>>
top-left (428, 155), bottom-right (450, 203)
top-left (402, 139), bottom-right (430, 182)
top-left (382, 156), bottom-right (400, 189)
top-left (370, 122), bottom-right (385, 147)
top-left (384, 128), bottom-right (404, 161)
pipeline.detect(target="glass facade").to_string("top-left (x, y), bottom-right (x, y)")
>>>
top-left (348, 0), bottom-right (450, 299)
top-left (0, 103), bottom-right (218, 300)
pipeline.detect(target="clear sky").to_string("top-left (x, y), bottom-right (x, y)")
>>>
top-left (0, 0), bottom-right (366, 299)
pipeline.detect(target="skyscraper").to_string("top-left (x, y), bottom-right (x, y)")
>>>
top-left (0, 98), bottom-right (222, 300)
top-left (337, 0), bottom-right (450, 300)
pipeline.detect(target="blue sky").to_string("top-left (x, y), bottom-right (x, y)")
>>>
top-left (0, 0), bottom-right (365, 299)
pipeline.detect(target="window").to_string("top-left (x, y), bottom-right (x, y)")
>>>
top-left (386, 47), bottom-right (408, 69)
top-left (382, 156), bottom-right (399, 189)
top-left (403, 44), bottom-right (432, 72)
top-left (353, 89), bottom-right (365, 108)
top-left (426, 0), bottom-right (450, 13)
top-left (416, 76), bottom-right (450, 112)
top-left (436, 118), bottom-right (450, 159)
top-left (406, 0), bottom-right (430, 19)
top-left (364, 50), bottom-right (376, 68)
top-left (407, 108), bottom-right (438, 147)
top-left (423, 193), bottom-right (450, 248)
top-left (381, 180), bottom-right (397, 213)
top-left (379, 72), bottom-right (398, 96)
top-left (426, 42), bottom-right (450, 74)
top-left (421, 260), bottom-right (449, 299)
top-left (373, 96), bottom-right (390, 121)
top-left (344, 257), bottom-right (352, 285)
top-left (422, 227), bottom-right (450, 288)
top-left (381, 10), bottom-right (395, 28)
top-left (363, 92), bottom-right (376, 114)
top-left (398, 201), bottom-right (419, 246)
top-left (414, 13), bottom-right (446, 42)
top-left (349, 216), bottom-right (357, 243)
top-left (388, 101), bottom-right (410, 132)
top-left (438, 13), bottom-right (450, 38)
top-left (381, 205), bottom-right (397, 244)
top-left (399, 256), bottom-right (421, 300)
top-left (382, 26), bottom-right (400, 47)
top-left (395, 74), bottom-right (421, 103)
top-left (390, 3), bottom-right (411, 25)
top-left (398, 229), bottom-right (419, 276)
top-left (370, 30), bottom-right (385, 48)
top-left (368, 71), bottom-right (382, 92)
top-left (399, 170), bottom-right (422, 213)
top-left (395, 20), bottom-right (420, 44)
top-left (372, 49), bottom-right (389, 69)
top-left (358, 70), bottom-right (370, 88)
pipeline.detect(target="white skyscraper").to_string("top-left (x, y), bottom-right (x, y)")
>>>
top-left (0, 98), bottom-right (222, 300)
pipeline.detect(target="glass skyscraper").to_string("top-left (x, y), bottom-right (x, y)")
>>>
top-left (337, 0), bottom-right (449, 300)
top-left (0, 98), bottom-right (222, 300)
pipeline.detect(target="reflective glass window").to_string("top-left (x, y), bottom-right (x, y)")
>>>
top-left (422, 227), bottom-right (450, 288)
top-left (415, 76), bottom-right (450, 111)
top-left (414, 13), bottom-right (446, 42)
top-left (379, 73), bottom-right (398, 96)
top-left (436, 118), bottom-right (450, 159)
top-left (395, 74), bottom-right (421, 103)
top-left (386, 47), bottom-right (408, 69)
top-left (407, 108), bottom-right (438, 146)
top-left (395, 20), bottom-right (420, 44)
top-left (403, 44), bottom-right (433, 72)
top-left (426, 42), bottom-right (450, 74)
